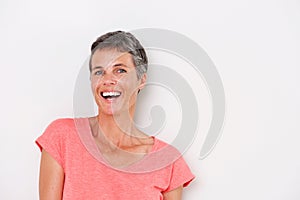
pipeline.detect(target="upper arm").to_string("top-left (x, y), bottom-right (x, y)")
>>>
top-left (39, 149), bottom-right (64, 200)
top-left (163, 186), bottom-right (183, 200)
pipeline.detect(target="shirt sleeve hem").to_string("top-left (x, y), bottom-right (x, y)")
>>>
top-left (164, 174), bottom-right (195, 193)
top-left (35, 138), bottom-right (64, 170)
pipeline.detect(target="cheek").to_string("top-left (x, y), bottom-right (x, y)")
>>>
top-left (90, 80), bottom-right (101, 95)
top-left (120, 78), bottom-right (139, 93)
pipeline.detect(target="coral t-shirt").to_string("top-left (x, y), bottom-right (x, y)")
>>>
top-left (36, 118), bottom-right (194, 200)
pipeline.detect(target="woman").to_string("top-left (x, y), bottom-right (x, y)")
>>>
top-left (36, 31), bottom-right (194, 199)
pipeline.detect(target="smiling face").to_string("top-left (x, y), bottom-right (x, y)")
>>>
top-left (90, 48), bottom-right (146, 116)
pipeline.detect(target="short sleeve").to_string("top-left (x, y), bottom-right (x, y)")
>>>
top-left (35, 119), bottom-right (69, 169)
top-left (164, 155), bottom-right (195, 192)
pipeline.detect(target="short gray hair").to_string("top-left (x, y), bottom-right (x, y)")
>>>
top-left (89, 31), bottom-right (148, 79)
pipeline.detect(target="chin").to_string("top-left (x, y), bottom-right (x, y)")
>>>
top-left (99, 107), bottom-right (123, 116)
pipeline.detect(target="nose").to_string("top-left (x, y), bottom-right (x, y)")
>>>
top-left (102, 71), bottom-right (117, 86)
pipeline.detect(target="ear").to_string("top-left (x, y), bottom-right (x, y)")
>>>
top-left (138, 73), bottom-right (147, 90)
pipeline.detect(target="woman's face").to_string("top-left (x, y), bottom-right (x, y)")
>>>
top-left (90, 48), bottom-right (146, 116)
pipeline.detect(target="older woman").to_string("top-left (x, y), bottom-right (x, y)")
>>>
top-left (36, 31), bottom-right (194, 200)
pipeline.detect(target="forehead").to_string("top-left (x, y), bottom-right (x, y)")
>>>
top-left (91, 49), bottom-right (134, 68)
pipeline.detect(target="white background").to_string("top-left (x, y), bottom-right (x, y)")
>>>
top-left (1, 0), bottom-right (300, 199)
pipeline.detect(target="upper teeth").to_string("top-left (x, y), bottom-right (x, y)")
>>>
top-left (102, 91), bottom-right (121, 97)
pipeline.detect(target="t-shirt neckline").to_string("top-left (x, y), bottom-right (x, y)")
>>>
top-left (75, 117), bottom-right (158, 172)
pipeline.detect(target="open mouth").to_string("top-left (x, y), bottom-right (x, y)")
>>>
top-left (100, 91), bottom-right (121, 99)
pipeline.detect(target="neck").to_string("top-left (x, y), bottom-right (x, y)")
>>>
top-left (94, 108), bottom-right (141, 146)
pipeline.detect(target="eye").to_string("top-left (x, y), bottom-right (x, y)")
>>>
top-left (116, 68), bottom-right (127, 73)
top-left (94, 70), bottom-right (103, 76)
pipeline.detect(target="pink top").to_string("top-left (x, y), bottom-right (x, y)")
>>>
top-left (36, 118), bottom-right (195, 200)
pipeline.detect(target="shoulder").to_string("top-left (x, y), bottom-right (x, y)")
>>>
top-left (47, 118), bottom-right (75, 127)
top-left (152, 137), bottom-right (181, 156)
top-left (36, 118), bottom-right (80, 168)
top-left (37, 118), bottom-right (85, 150)
top-left (41, 118), bottom-right (82, 139)
top-left (45, 118), bottom-right (79, 132)
top-left (147, 137), bottom-right (184, 168)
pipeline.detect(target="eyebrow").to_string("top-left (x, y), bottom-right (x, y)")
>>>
top-left (92, 63), bottom-right (129, 71)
